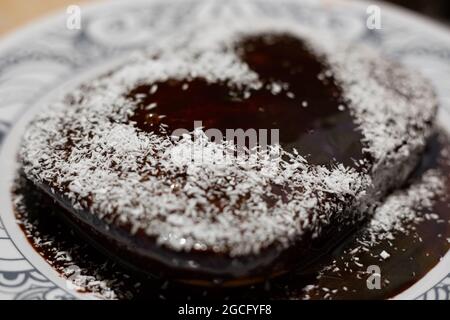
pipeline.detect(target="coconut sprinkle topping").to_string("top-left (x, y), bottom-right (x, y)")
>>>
top-left (20, 20), bottom-right (437, 256)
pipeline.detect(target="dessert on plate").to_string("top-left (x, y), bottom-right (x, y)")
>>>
top-left (19, 21), bottom-right (437, 286)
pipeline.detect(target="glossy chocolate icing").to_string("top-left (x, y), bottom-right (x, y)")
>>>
top-left (128, 34), bottom-right (364, 167)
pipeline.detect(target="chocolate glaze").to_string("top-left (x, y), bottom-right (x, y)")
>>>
top-left (28, 176), bottom-right (359, 286)
top-left (20, 33), bottom-right (431, 285)
top-left (128, 34), bottom-right (365, 167)
top-left (14, 132), bottom-right (450, 299)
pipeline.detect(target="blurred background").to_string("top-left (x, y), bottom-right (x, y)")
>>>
top-left (0, 0), bottom-right (449, 36)
top-left (389, 0), bottom-right (450, 22)
top-left (0, 0), bottom-right (89, 35)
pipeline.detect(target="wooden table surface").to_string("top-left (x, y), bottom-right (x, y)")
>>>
top-left (0, 0), bottom-right (92, 36)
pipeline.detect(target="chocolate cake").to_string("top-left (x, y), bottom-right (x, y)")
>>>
top-left (19, 22), bottom-right (438, 285)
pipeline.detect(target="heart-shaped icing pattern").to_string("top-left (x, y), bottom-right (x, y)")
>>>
top-left (128, 34), bottom-right (364, 168)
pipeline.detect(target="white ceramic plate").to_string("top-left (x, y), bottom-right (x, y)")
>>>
top-left (0, 0), bottom-right (449, 300)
